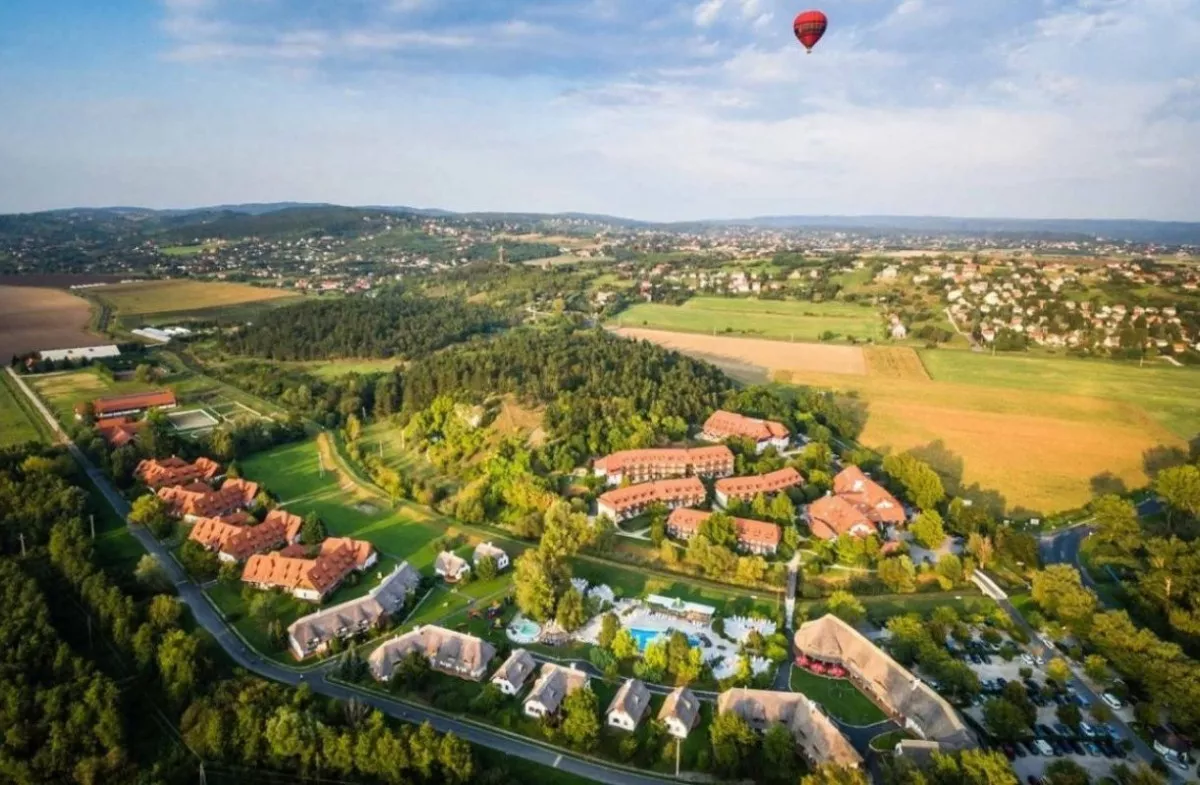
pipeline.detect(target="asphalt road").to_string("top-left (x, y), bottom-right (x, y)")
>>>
top-left (8, 368), bottom-right (674, 785)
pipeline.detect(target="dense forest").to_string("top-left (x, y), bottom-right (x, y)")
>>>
top-left (400, 326), bottom-right (733, 461)
top-left (222, 292), bottom-right (513, 360)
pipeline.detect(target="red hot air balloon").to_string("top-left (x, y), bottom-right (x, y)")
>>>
top-left (793, 10), bottom-right (828, 53)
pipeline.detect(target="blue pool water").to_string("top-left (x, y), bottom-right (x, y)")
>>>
top-left (629, 628), bottom-right (701, 651)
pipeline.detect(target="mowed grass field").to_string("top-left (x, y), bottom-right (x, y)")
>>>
top-left (787, 350), bottom-right (1199, 514)
top-left (0, 372), bottom-right (49, 446)
top-left (95, 279), bottom-right (298, 316)
top-left (611, 297), bottom-right (883, 342)
top-left (29, 366), bottom-right (167, 425)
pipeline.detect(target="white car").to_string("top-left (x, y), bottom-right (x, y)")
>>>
top-left (1035, 740), bottom-right (1054, 756)
top-left (1103, 693), bottom-right (1124, 710)
top-left (1080, 722), bottom-right (1095, 738)
top-left (1021, 653), bottom-right (1035, 666)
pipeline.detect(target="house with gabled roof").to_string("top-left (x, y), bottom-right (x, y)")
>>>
top-left (597, 477), bottom-right (706, 522)
top-left (287, 562), bottom-right (421, 659)
top-left (434, 551), bottom-right (471, 582)
top-left (659, 686), bottom-right (701, 739)
top-left (701, 410), bottom-right (790, 453)
top-left (369, 625), bottom-right (496, 682)
top-left (606, 679), bottom-right (652, 732)
top-left (715, 467), bottom-right (803, 508)
top-left (666, 508), bottom-right (781, 555)
top-left (717, 688), bottom-right (862, 769)
top-left (491, 649), bottom-right (537, 695)
top-left (473, 542), bottom-right (509, 571)
top-left (524, 663), bottom-right (590, 719)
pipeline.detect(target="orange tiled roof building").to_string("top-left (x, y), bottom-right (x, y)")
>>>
top-left (701, 410), bottom-right (791, 453)
top-left (242, 536), bottom-right (377, 602)
top-left (158, 477), bottom-right (259, 520)
top-left (596, 477), bottom-right (706, 522)
top-left (136, 456), bottom-right (221, 489)
top-left (593, 446), bottom-right (733, 486)
top-left (715, 467), bottom-right (803, 508)
top-left (805, 466), bottom-right (906, 540)
top-left (666, 508), bottom-right (781, 555)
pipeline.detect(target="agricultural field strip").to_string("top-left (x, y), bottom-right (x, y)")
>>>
top-left (0, 370), bottom-right (50, 445)
top-left (612, 297), bottom-right (883, 341)
top-left (94, 279), bottom-right (298, 316)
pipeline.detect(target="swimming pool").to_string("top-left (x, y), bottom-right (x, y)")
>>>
top-left (629, 628), bottom-right (700, 651)
top-left (508, 618), bottom-right (541, 644)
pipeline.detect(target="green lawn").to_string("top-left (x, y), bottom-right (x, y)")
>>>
top-left (307, 359), bottom-right (401, 378)
top-left (789, 667), bottom-right (887, 726)
top-left (0, 372), bottom-right (48, 446)
top-left (919, 349), bottom-right (1200, 440)
top-left (799, 592), bottom-right (996, 626)
top-left (240, 438), bottom-right (449, 570)
top-left (610, 296), bottom-right (883, 341)
top-left (28, 366), bottom-right (164, 426)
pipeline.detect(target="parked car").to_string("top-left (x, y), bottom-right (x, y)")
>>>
top-left (1069, 740), bottom-right (1085, 755)
top-left (1054, 723), bottom-right (1073, 737)
top-left (1037, 724), bottom-right (1056, 738)
top-left (1022, 653), bottom-right (1035, 666)
top-left (1074, 694), bottom-right (1091, 708)
top-left (1014, 741), bottom-right (1029, 757)
top-left (1034, 740), bottom-right (1054, 756)
top-left (1103, 692), bottom-right (1124, 710)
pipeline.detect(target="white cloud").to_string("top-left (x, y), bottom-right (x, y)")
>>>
top-left (693, 0), bottom-right (725, 28)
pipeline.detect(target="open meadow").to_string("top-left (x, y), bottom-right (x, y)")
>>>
top-left (616, 321), bottom-right (1196, 513)
top-left (93, 279), bottom-right (299, 317)
top-left (0, 285), bottom-right (107, 359)
top-left (611, 296), bottom-right (882, 342)
top-left (0, 371), bottom-right (49, 446)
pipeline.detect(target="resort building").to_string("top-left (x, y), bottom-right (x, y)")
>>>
top-left (434, 551), bottom-right (471, 582)
top-left (368, 625), bottom-right (496, 682)
top-left (77, 389), bottom-right (177, 420)
top-left (806, 495), bottom-right (876, 541)
top-left (832, 466), bottom-right (906, 526)
top-left (157, 478), bottom-right (259, 520)
top-left (717, 688), bottom-right (862, 769)
top-left (187, 515), bottom-right (287, 563)
top-left (287, 562), bottom-right (421, 659)
top-left (658, 687), bottom-right (701, 740)
top-left (136, 455), bottom-right (222, 489)
top-left (473, 542), bottom-right (510, 571)
top-left (700, 410), bottom-right (791, 453)
top-left (592, 446), bottom-right (734, 486)
top-left (714, 467), bottom-right (804, 508)
top-left (491, 649), bottom-right (537, 696)
top-left (606, 679), bottom-right (652, 732)
top-left (261, 508), bottom-right (305, 545)
top-left (96, 416), bottom-right (145, 447)
top-left (792, 615), bottom-right (974, 755)
top-left (320, 536), bottom-right (377, 571)
top-left (524, 663), bottom-right (590, 719)
top-left (242, 538), bottom-right (371, 602)
top-left (596, 477), bottom-right (706, 522)
top-left (666, 508), bottom-right (782, 555)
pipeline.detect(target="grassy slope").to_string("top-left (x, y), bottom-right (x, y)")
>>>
top-left (96, 279), bottom-right (298, 316)
top-left (611, 297), bottom-right (882, 341)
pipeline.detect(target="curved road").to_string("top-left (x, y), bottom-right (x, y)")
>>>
top-left (8, 368), bottom-right (673, 785)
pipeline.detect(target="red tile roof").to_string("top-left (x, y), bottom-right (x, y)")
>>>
top-left (715, 467), bottom-right (803, 500)
top-left (702, 410), bottom-right (790, 442)
top-left (320, 537), bottom-right (376, 570)
top-left (242, 543), bottom-right (358, 598)
top-left (96, 416), bottom-right (146, 447)
top-left (807, 495), bottom-right (875, 540)
top-left (598, 477), bottom-right (706, 516)
top-left (666, 508), bottom-right (781, 549)
top-left (832, 467), bottom-right (905, 525)
top-left (263, 508), bottom-right (305, 544)
top-left (136, 455), bottom-right (222, 489)
top-left (157, 479), bottom-right (255, 519)
top-left (87, 390), bottom-right (177, 417)
top-left (188, 515), bottom-right (287, 562)
top-left (593, 446), bottom-right (733, 477)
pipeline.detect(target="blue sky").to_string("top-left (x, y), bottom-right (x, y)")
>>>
top-left (0, 0), bottom-right (1197, 220)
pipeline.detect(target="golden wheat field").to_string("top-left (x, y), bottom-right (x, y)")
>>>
top-left (95, 279), bottom-right (298, 315)
top-left (615, 327), bottom-right (867, 377)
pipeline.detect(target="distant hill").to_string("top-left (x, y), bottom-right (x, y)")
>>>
top-left (3, 204), bottom-right (1199, 245)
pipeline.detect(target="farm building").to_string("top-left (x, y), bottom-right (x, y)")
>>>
top-left (39, 344), bottom-right (121, 363)
top-left (714, 467), bottom-right (803, 508)
top-left (597, 477), bottom-right (706, 522)
top-left (793, 615), bottom-right (974, 754)
top-left (287, 562), bottom-right (421, 659)
top-left (369, 625), bottom-right (496, 682)
top-left (665, 508), bottom-right (781, 555)
top-left (78, 389), bottom-right (177, 420)
top-left (592, 446), bottom-right (733, 486)
top-left (716, 688), bottom-right (862, 769)
top-left (96, 416), bottom-right (146, 447)
top-left (700, 410), bottom-right (790, 453)
top-left (524, 663), bottom-right (590, 719)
